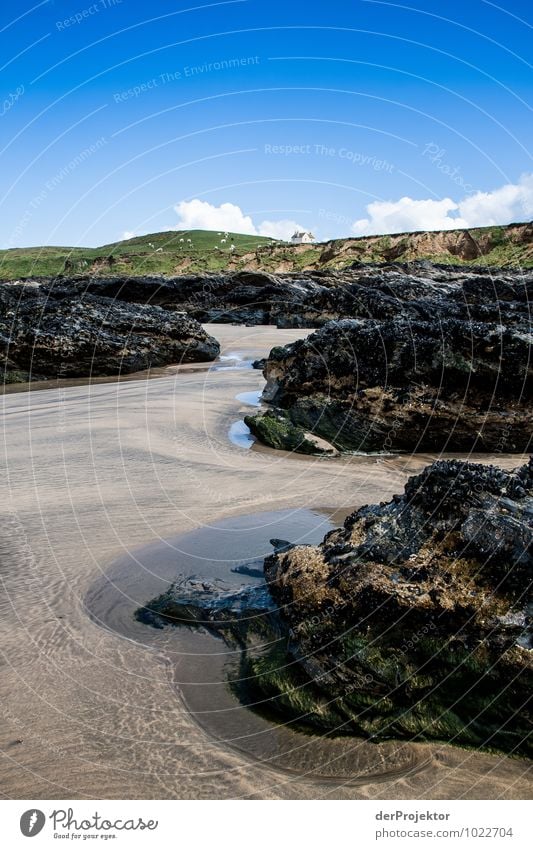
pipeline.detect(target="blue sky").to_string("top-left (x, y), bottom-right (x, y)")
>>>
top-left (1, 0), bottom-right (532, 247)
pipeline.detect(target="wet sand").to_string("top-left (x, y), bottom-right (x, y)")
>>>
top-left (1, 324), bottom-right (531, 799)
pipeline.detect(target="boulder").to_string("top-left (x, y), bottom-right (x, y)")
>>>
top-left (137, 458), bottom-right (533, 754)
top-left (249, 316), bottom-right (532, 453)
top-left (0, 282), bottom-right (220, 380)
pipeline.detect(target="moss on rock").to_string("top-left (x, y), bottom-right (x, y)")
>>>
top-left (244, 410), bottom-right (327, 454)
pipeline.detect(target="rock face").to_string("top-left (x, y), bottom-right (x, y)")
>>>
top-left (15, 261), bottom-right (533, 328)
top-left (138, 458), bottom-right (533, 755)
top-left (247, 280), bottom-right (533, 452)
top-left (0, 281), bottom-right (220, 381)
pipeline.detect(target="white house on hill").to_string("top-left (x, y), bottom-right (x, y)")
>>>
top-left (290, 230), bottom-right (316, 244)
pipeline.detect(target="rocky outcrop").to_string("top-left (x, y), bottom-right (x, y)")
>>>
top-left (0, 281), bottom-right (220, 381)
top-left (12, 261), bottom-right (533, 329)
top-left (138, 458), bottom-right (533, 755)
top-left (247, 283), bottom-right (532, 452)
top-left (260, 458), bottom-right (533, 753)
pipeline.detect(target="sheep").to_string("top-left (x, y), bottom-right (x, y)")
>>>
top-left (155, 247), bottom-right (163, 252)
top-left (186, 238), bottom-right (192, 243)
top-left (230, 244), bottom-right (236, 251)
top-left (179, 238), bottom-right (184, 243)
top-left (220, 238), bottom-right (227, 244)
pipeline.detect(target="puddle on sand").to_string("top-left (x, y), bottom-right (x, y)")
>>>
top-left (84, 508), bottom-right (429, 785)
top-left (228, 419), bottom-right (255, 448)
top-left (211, 351), bottom-right (255, 371)
top-left (228, 390), bottom-right (262, 447)
top-left (235, 390), bottom-right (262, 407)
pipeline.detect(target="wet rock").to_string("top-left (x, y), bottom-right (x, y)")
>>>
top-left (0, 282), bottom-right (220, 380)
top-left (253, 316), bottom-right (532, 453)
top-left (135, 574), bottom-right (279, 643)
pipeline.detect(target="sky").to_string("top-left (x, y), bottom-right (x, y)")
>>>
top-left (0, 0), bottom-right (532, 247)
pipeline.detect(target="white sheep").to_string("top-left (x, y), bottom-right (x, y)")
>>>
top-left (220, 238), bottom-right (227, 244)
top-left (179, 238), bottom-right (184, 243)
top-left (230, 244), bottom-right (236, 251)
top-left (187, 238), bottom-right (192, 243)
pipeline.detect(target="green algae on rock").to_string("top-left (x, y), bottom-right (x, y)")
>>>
top-left (244, 409), bottom-right (331, 455)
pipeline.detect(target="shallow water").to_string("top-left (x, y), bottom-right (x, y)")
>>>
top-left (211, 351), bottom-right (255, 371)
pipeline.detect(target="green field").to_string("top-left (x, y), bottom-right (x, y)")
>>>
top-left (0, 222), bottom-right (531, 280)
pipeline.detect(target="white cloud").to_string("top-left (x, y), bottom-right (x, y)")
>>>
top-left (257, 219), bottom-right (305, 240)
top-left (458, 172), bottom-right (533, 227)
top-left (352, 173), bottom-right (533, 236)
top-left (353, 197), bottom-right (463, 235)
top-left (174, 199), bottom-right (257, 234)
top-left (173, 199), bottom-right (305, 241)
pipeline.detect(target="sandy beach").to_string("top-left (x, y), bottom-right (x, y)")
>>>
top-left (1, 324), bottom-right (531, 800)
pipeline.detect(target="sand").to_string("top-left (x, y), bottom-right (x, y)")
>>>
top-left (0, 324), bottom-right (531, 800)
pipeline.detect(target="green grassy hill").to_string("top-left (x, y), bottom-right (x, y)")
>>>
top-left (1, 222), bottom-right (531, 280)
top-left (0, 230), bottom-right (274, 279)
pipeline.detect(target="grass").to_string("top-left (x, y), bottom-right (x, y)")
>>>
top-left (0, 222), bottom-right (531, 280)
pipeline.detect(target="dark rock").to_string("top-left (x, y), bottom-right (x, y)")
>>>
top-left (255, 315), bottom-right (532, 453)
top-left (231, 564), bottom-right (265, 578)
top-left (14, 261), bottom-right (533, 330)
top-left (269, 538), bottom-right (294, 553)
top-left (0, 281), bottom-right (220, 380)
